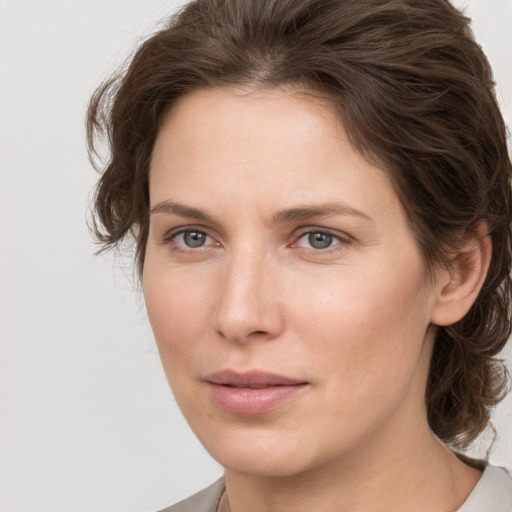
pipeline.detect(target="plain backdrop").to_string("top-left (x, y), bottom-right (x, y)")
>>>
top-left (0, 1), bottom-right (511, 511)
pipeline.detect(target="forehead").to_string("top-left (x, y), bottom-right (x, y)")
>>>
top-left (150, 86), bottom-right (379, 193)
top-left (153, 86), bottom-right (344, 164)
top-left (150, 88), bottom-right (414, 246)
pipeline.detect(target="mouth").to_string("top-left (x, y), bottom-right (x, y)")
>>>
top-left (204, 370), bottom-right (309, 415)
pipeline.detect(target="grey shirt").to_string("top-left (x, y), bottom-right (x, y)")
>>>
top-left (160, 464), bottom-right (512, 512)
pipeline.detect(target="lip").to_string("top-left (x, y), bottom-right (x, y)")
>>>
top-left (204, 370), bottom-right (309, 415)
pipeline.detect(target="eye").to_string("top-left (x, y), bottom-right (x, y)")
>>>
top-left (293, 229), bottom-right (346, 250)
top-left (168, 229), bottom-right (216, 250)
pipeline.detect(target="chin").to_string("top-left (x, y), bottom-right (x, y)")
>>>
top-left (217, 449), bottom-right (311, 478)
top-left (195, 425), bottom-right (327, 478)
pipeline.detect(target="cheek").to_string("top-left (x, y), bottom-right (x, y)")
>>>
top-left (293, 260), bottom-right (432, 389)
top-left (285, 268), bottom-right (433, 451)
top-left (143, 262), bottom-right (215, 372)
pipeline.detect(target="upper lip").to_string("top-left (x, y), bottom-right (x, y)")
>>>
top-left (205, 370), bottom-right (307, 388)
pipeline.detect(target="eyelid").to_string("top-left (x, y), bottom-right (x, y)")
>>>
top-left (162, 225), bottom-right (221, 249)
top-left (292, 226), bottom-right (351, 241)
top-left (290, 226), bottom-right (352, 251)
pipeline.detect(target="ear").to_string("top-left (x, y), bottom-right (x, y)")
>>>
top-left (431, 221), bottom-right (492, 327)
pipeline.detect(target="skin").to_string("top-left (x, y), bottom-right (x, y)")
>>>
top-left (144, 88), bottom-right (489, 511)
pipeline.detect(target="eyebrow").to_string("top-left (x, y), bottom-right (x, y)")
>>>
top-left (150, 201), bottom-right (217, 223)
top-left (150, 200), bottom-right (374, 224)
top-left (272, 202), bottom-right (374, 224)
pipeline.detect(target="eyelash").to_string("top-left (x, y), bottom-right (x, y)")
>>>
top-left (162, 226), bottom-right (351, 255)
top-left (163, 226), bottom-right (218, 254)
top-left (292, 228), bottom-right (350, 253)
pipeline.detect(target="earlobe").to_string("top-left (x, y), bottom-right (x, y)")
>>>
top-left (431, 221), bottom-right (492, 327)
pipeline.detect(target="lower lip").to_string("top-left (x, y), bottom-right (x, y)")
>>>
top-left (207, 383), bottom-right (309, 415)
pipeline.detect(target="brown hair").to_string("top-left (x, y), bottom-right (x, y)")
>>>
top-left (87, 0), bottom-right (512, 449)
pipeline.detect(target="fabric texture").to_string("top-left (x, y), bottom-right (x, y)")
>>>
top-left (457, 465), bottom-right (512, 512)
top-left (158, 478), bottom-right (224, 512)
top-left (158, 464), bottom-right (512, 512)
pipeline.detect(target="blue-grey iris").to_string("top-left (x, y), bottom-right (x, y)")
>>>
top-left (308, 232), bottom-right (333, 249)
top-left (184, 231), bottom-right (207, 248)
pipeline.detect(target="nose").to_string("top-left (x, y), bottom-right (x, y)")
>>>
top-left (212, 250), bottom-right (285, 344)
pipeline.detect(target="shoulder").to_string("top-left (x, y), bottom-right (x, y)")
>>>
top-left (157, 477), bottom-right (226, 512)
top-left (458, 464), bottom-right (512, 512)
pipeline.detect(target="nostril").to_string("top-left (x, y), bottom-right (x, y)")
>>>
top-left (213, 293), bottom-right (284, 343)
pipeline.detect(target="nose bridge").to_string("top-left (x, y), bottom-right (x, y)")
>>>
top-left (213, 244), bottom-right (282, 342)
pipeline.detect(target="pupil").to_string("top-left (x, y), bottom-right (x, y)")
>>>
top-left (184, 231), bottom-right (206, 248)
top-left (308, 232), bottom-right (332, 249)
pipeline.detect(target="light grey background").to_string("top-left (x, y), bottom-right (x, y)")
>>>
top-left (0, 1), bottom-right (511, 511)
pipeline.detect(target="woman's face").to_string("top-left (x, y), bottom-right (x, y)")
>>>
top-left (144, 88), bottom-right (444, 477)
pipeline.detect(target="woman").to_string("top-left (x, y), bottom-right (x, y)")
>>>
top-left (87, 0), bottom-right (512, 510)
